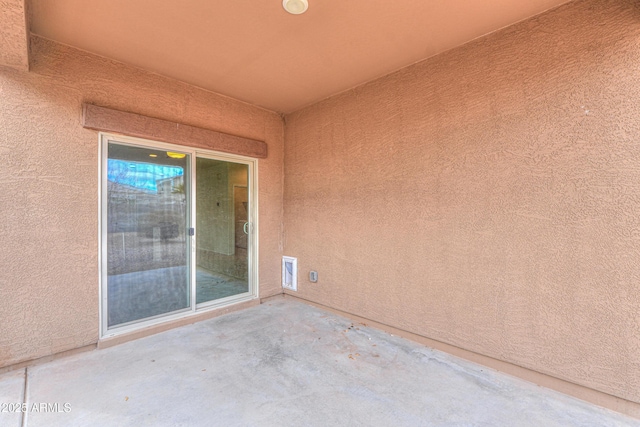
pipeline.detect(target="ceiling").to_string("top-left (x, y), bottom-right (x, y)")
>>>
top-left (30, 0), bottom-right (571, 113)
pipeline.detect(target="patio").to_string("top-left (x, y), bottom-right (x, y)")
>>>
top-left (1, 298), bottom-right (636, 427)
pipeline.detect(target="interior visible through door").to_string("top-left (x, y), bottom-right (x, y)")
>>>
top-left (195, 158), bottom-right (249, 304)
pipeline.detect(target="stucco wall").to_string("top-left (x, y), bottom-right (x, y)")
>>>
top-left (0, 36), bottom-right (284, 368)
top-left (0, 0), bottom-right (29, 71)
top-left (283, 0), bottom-right (640, 404)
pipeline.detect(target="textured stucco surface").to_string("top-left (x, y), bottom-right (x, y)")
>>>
top-left (0, 36), bottom-right (284, 368)
top-left (0, 0), bottom-right (29, 71)
top-left (284, 0), bottom-right (640, 404)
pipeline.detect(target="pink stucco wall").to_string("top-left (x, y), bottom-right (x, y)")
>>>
top-left (0, 36), bottom-right (284, 367)
top-left (284, 0), bottom-right (640, 404)
top-left (2, 0), bottom-right (639, 412)
top-left (0, 0), bottom-right (29, 71)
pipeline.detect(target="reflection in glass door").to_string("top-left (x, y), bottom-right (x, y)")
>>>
top-left (105, 144), bottom-right (190, 327)
top-left (195, 158), bottom-right (249, 304)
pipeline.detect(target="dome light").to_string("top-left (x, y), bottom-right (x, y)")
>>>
top-left (283, 0), bottom-right (308, 15)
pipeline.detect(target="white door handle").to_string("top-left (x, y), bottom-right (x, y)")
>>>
top-left (243, 222), bottom-right (249, 234)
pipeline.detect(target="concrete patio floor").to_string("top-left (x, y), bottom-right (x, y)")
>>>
top-left (1, 298), bottom-right (638, 427)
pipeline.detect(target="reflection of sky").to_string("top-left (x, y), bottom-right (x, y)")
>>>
top-left (285, 262), bottom-right (293, 284)
top-left (108, 159), bottom-right (184, 192)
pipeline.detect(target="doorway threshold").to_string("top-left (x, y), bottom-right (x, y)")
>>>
top-left (98, 297), bottom-right (259, 349)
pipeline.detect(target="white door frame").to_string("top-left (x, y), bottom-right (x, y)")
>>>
top-left (98, 132), bottom-right (259, 339)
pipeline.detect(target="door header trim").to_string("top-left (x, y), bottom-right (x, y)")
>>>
top-left (83, 104), bottom-right (267, 158)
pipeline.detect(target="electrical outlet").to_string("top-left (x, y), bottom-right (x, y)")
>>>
top-left (309, 271), bottom-right (318, 282)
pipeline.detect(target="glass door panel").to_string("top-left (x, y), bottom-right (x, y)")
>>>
top-left (195, 158), bottom-right (249, 304)
top-left (106, 143), bottom-right (190, 327)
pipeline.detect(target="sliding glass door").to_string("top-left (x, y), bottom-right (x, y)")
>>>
top-left (101, 135), bottom-right (256, 336)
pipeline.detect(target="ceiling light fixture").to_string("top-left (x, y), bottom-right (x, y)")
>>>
top-left (283, 0), bottom-right (308, 15)
top-left (166, 152), bottom-right (186, 159)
